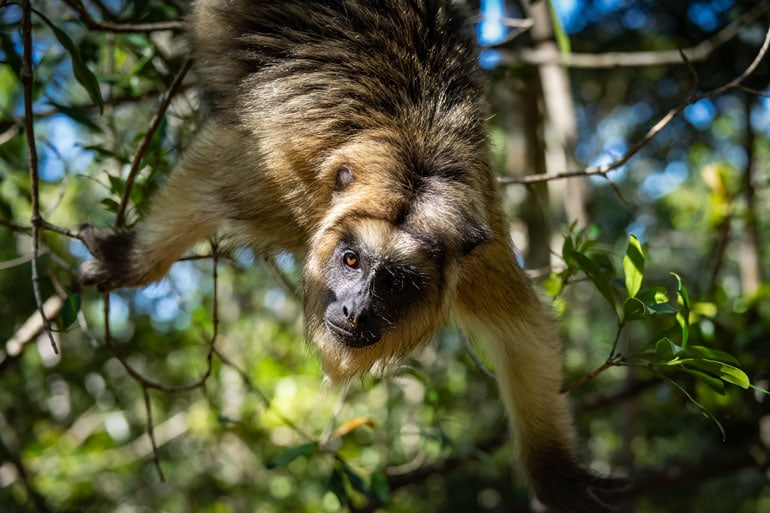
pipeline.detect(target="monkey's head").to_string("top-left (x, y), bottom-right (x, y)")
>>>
top-left (302, 129), bottom-right (491, 382)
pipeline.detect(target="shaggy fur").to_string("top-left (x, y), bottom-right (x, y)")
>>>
top-left (80, 1), bottom-right (625, 511)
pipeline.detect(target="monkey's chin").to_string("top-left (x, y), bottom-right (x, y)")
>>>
top-left (311, 325), bottom-right (408, 383)
top-left (324, 319), bottom-right (382, 348)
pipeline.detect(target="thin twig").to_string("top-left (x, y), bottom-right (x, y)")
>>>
top-left (457, 326), bottom-right (495, 380)
top-left (561, 354), bottom-right (622, 394)
top-left (141, 386), bottom-right (165, 481)
top-left (62, 0), bottom-right (184, 33)
top-left (100, 253), bottom-right (219, 393)
top-left (21, 0), bottom-right (58, 354)
top-left (115, 58), bottom-right (193, 228)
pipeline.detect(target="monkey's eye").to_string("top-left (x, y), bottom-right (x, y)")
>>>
top-left (342, 251), bottom-right (360, 269)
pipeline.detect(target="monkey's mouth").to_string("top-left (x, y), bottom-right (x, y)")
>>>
top-left (324, 319), bottom-right (382, 348)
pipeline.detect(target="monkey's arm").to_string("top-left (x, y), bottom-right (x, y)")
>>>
top-left (80, 122), bottom-right (245, 291)
top-left (455, 237), bottom-right (626, 513)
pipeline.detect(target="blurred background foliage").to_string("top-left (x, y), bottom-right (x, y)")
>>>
top-left (1, 0), bottom-right (769, 512)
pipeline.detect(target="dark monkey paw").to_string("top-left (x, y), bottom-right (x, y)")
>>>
top-left (531, 453), bottom-right (630, 513)
top-left (79, 224), bottom-right (138, 292)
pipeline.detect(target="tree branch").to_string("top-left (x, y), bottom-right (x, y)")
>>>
top-left (500, 23), bottom-right (770, 186)
top-left (497, 2), bottom-right (770, 69)
top-left (61, 0), bottom-right (184, 33)
top-left (115, 58), bottom-right (193, 228)
top-left (21, 0), bottom-right (58, 355)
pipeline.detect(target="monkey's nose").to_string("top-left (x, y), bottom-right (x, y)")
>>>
top-left (342, 305), bottom-right (360, 328)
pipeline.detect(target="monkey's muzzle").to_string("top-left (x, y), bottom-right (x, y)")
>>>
top-left (324, 318), bottom-right (382, 348)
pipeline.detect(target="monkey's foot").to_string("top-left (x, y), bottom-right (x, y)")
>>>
top-left (79, 224), bottom-right (140, 292)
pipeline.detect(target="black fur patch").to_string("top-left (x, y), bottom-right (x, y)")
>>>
top-left (527, 443), bottom-right (630, 513)
top-left (79, 224), bottom-right (138, 292)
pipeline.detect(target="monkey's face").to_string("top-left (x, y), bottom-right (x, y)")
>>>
top-left (304, 218), bottom-right (455, 382)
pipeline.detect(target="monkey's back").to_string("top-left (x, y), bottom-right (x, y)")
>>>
top-left (189, 0), bottom-right (489, 168)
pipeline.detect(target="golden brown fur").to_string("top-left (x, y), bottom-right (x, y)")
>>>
top-left (80, 1), bottom-right (625, 511)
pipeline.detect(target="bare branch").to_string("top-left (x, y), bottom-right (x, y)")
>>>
top-left (0, 296), bottom-right (64, 373)
top-left (498, 2), bottom-right (770, 69)
top-left (61, 0), bottom-right (184, 33)
top-left (21, 0), bottom-right (58, 355)
top-left (501, 23), bottom-right (770, 187)
top-left (115, 58), bottom-right (193, 228)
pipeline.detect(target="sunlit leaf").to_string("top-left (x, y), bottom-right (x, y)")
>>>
top-left (681, 368), bottom-right (726, 395)
top-left (623, 234), bottom-right (644, 298)
top-left (671, 273), bottom-right (690, 348)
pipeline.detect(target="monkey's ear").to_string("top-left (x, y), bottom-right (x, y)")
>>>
top-left (334, 164), bottom-right (354, 191)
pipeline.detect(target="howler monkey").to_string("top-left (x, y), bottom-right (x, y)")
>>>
top-left (80, 1), bottom-right (625, 511)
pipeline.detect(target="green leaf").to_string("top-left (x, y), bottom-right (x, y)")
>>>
top-left (561, 233), bottom-right (575, 262)
top-left (683, 346), bottom-right (741, 366)
top-left (622, 297), bottom-right (647, 322)
top-left (546, 0), bottom-right (572, 56)
top-left (342, 463), bottom-right (368, 495)
top-left (107, 175), bottom-right (126, 196)
top-left (99, 198), bottom-right (120, 213)
top-left (655, 338), bottom-right (678, 361)
top-left (33, 9), bottom-right (104, 113)
top-left (712, 362), bottom-right (750, 390)
top-left (329, 467), bottom-right (349, 507)
top-left (571, 251), bottom-right (617, 316)
top-left (265, 441), bottom-right (318, 469)
top-left (677, 358), bottom-right (750, 390)
top-left (61, 293), bottom-right (81, 330)
top-left (671, 273), bottom-right (690, 348)
top-left (0, 32), bottom-right (23, 78)
top-left (623, 234), bottom-right (644, 298)
top-left (370, 471), bottom-right (390, 504)
top-left (647, 302), bottom-right (678, 316)
top-left (544, 272), bottom-right (563, 298)
top-left (637, 287), bottom-right (669, 304)
top-left (681, 368), bottom-right (726, 395)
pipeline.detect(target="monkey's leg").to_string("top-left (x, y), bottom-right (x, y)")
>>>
top-left (455, 238), bottom-right (626, 513)
top-left (80, 122), bottom-right (240, 292)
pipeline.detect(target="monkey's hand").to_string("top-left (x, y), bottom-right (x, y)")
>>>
top-left (79, 224), bottom-right (141, 292)
top-left (530, 454), bottom-right (630, 513)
